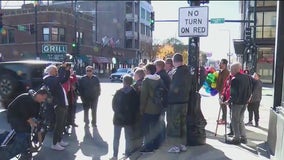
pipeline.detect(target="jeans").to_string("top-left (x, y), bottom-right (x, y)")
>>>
top-left (247, 101), bottom-right (260, 123)
top-left (0, 132), bottom-right (30, 160)
top-left (53, 105), bottom-right (67, 145)
top-left (142, 113), bottom-right (160, 150)
top-left (231, 104), bottom-right (247, 139)
top-left (112, 125), bottom-right (133, 157)
top-left (82, 97), bottom-right (99, 126)
top-left (166, 104), bottom-right (188, 145)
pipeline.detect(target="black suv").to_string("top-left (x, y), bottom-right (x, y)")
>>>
top-left (0, 60), bottom-right (60, 108)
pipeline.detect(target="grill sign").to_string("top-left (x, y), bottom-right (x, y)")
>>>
top-left (42, 44), bottom-right (67, 54)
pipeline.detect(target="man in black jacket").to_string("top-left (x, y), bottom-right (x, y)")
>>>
top-left (78, 66), bottom-right (101, 128)
top-left (110, 75), bottom-right (139, 160)
top-left (227, 62), bottom-right (253, 145)
top-left (43, 63), bottom-right (70, 150)
top-left (1, 88), bottom-right (48, 159)
top-left (167, 53), bottom-right (192, 152)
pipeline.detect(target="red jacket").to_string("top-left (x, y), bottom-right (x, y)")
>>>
top-left (221, 74), bottom-right (233, 102)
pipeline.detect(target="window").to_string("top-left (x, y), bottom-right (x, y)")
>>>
top-left (146, 11), bottom-right (150, 22)
top-left (51, 27), bottom-right (58, 41)
top-left (141, 23), bottom-right (145, 35)
top-left (264, 1), bottom-right (277, 6)
top-left (42, 27), bottom-right (65, 42)
top-left (1, 29), bottom-right (15, 44)
top-left (43, 27), bottom-right (49, 41)
top-left (255, 11), bottom-right (276, 39)
top-left (59, 28), bottom-right (65, 42)
top-left (141, 8), bottom-right (145, 20)
top-left (76, 31), bottom-right (83, 44)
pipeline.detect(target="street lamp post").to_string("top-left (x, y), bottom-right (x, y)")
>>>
top-left (220, 29), bottom-right (233, 67)
top-left (34, 2), bottom-right (39, 59)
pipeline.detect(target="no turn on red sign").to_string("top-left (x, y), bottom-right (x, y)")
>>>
top-left (178, 6), bottom-right (209, 37)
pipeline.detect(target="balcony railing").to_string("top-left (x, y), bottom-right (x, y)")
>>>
top-left (125, 31), bottom-right (138, 39)
top-left (125, 13), bottom-right (138, 22)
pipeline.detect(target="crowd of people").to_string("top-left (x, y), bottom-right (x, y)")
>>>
top-left (1, 53), bottom-right (263, 159)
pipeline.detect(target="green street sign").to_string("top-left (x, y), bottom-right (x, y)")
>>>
top-left (17, 25), bottom-right (26, 31)
top-left (210, 18), bottom-right (225, 24)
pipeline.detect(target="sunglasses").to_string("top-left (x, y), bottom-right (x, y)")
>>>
top-left (86, 70), bottom-right (93, 72)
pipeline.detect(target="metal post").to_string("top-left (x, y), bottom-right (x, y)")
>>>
top-left (35, 2), bottom-right (39, 59)
top-left (273, 1), bottom-right (284, 109)
top-left (95, 0), bottom-right (98, 42)
top-left (187, 0), bottom-right (207, 146)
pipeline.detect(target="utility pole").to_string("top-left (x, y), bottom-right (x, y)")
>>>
top-left (34, 1), bottom-right (39, 59)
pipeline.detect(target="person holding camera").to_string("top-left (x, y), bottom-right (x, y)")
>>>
top-left (43, 63), bottom-right (70, 151)
top-left (1, 88), bottom-right (48, 160)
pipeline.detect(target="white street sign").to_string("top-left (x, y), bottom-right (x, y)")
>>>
top-left (178, 6), bottom-right (209, 37)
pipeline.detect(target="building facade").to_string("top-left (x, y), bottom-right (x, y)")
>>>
top-left (240, 0), bottom-right (277, 83)
top-left (0, 4), bottom-right (95, 67)
top-left (52, 0), bottom-right (154, 66)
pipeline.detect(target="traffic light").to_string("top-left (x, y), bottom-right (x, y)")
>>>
top-left (245, 27), bottom-right (251, 40)
top-left (0, 13), bottom-right (3, 30)
top-left (72, 42), bottom-right (76, 48)
top-left (150, 12), bottom-right (155, 31)
top-left (29, 24), bottom-right (35, 34)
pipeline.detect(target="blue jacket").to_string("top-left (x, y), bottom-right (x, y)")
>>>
top-left (43, 67), bottom-right (70, 107)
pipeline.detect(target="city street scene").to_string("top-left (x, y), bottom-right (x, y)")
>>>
top-left (0, 0), bottom-right (284, 160)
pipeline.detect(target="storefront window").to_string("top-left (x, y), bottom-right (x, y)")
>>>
top-left (256, 47), bottom-right (274, 83)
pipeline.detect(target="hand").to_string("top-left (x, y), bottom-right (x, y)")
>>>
top-left (27, 118), bottom-right (38, 128)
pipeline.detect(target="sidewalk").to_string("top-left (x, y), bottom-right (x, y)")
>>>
top-left (131, 87), bottom-right (273, 160)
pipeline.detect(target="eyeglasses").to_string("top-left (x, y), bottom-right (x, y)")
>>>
top-left (86, 70), bottom-right (92, 72)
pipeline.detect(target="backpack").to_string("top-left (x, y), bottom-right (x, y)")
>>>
top-left (152, 80), bottom-right (168, 108)
top-left (112, 88), bottom-right (137, 125)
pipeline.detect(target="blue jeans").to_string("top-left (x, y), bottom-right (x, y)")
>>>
top-left (112, 125), bottom-right (133, 157)
top-left (0, 132), bottom-right (30, 160)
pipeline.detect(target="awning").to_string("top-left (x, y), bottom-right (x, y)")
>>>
top-left (93, 56), bottom-right (111, 63)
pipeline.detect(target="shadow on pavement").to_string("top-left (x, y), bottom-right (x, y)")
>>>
top-left (33, 127), bottom-right (80, 160)
top-left (206, 125), bottom-right (268, 156)
top-left (79, 126), bottom-right (108, 160)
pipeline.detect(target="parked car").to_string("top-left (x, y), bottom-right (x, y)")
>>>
top-left (109, 68), bottom-right (133, 82)
top-left (0, 60), bottom-right (60, 108)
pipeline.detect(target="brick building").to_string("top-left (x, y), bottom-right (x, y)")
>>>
top-left (0, 4), bottom-right (94, 63)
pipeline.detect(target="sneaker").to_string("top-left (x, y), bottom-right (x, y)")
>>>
top-left (245, 121), bottom-right (253, 126)
top-left (109, 157), bottom-right (117, 160)
top-left (240, 137), bottom-right (247, 144)
top-left (217, 119), bottom-right (226, 125)
top-left (179, 144), bottom-right (187, 152)
top-left (168, 146), bottom-right (180, 153)
top-left (140, 148), bottom-right (154, 153)
top-left (226, 138), bottom-right (241, 145)
top-left (51, 143), bottom-right (65, 151)
top-left (59, 140), bottom-right (69, 147)
top-left (227, 132), bottom-right (234, 137)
